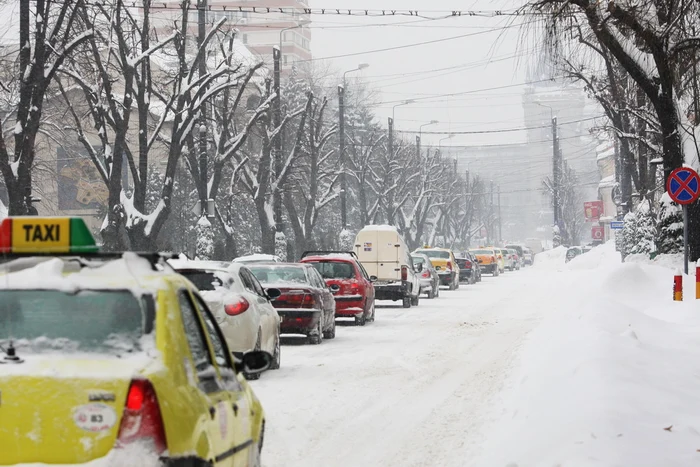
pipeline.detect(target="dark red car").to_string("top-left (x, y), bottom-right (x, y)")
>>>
top-left (300, 251), bottom-right (376, 326)
top-left (248, 262), bottom-right (336, 345)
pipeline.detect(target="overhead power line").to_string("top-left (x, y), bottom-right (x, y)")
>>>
top-left (394, 116), bottom-right (604, 135)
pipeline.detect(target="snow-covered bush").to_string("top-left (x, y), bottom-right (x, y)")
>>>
top-left (552, 225), bottom-right (562, 248)
top-left (629, 200), bottom-right (656, 255)
top-left (621, 211), bottom-right (638, 257)
top-left (339, 229), bottom-right (355, 251)
top-left (195, 217), bottom-right (214, 260)
top-left (656, 193), bottom-right (683, 254)
top-left (275, 231), bottom-right (288, 262)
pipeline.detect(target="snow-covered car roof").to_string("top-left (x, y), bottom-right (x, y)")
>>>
top-left (301, 253), bottom-right (357, 262)
top-left (0, 253), bottom-right (175, 294)
top-left (358, 224), bottom-right (398, 232)
top-left (233, 254), bottom-right (282, 263)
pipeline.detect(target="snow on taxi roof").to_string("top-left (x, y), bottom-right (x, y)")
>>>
top-left (358, 224), bottom-right (399, 232)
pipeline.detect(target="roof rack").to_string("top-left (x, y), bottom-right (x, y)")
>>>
top-left (299, 250), bottom-right (358, 260)
top-left (0, 252), bottom-right (181, 271)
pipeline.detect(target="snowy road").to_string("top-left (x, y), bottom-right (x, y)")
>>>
top-left (251, 268), bottom-right (552, 467)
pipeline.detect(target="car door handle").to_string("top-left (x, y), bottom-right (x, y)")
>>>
top-left (232, 403), bottom-right (239, 416)
top-left (209, 406), bottom-right (216, 419)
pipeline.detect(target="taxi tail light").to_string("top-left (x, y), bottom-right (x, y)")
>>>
top-left (117, 379), bottom-right (167, 454)
top-left (225, 296), bottom-right (250, 316)
top-left (492, 256), bottom-right (496, 263)
top-left (446, 261), bottom-right (453, 270)
top-left (401, 265), bottom-right (408, 281)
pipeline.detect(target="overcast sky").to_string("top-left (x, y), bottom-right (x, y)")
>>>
top-left (309, 0), bottom-right (543, 149)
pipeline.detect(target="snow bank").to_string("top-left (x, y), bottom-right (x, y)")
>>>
top-left (532, 245), bottom-right (567, 270)
top-left (478, 241), bottom-right (700, 466)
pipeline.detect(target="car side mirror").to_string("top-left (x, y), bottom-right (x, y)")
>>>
top-left (329, 284), bottom-right (341, 293)
top-left (240, 350), bottom-right (272, 377)
top-left (369, 275), bottom-right (378, 282)
top-left (265, 287), bottom-right (281, 300)
top-left (415, 263), bottom-right (423, 272)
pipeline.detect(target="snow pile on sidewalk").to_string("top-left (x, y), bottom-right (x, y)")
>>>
top-left (477, 241), bottom-right (700, 467)
top-left (532, 246), bottom-right (568, 271)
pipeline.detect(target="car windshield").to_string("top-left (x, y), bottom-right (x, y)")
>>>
top-left (307, 261), bottom-right (354, 279)
top-left (179, 270), bottom-right (226, 291)
top-left (415, 250), bottom-right (450, 259)
top-left (411, 256), bottom-right (426, 265)
top-left (471, 250), bottom-right (493, 255)
top-left (249, 266), bottom-right (309, 284)
top-left (0, 290), bottom-right (150, 354)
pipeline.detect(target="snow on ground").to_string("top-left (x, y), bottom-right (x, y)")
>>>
top-left (477, 242), bottom-right (700, 467)
top-left (251, 242), bottom-right (700, 467)
top-left (251, 269), bottom-right (551, 467)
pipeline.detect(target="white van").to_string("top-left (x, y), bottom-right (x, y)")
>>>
top-left (353, 225), bottom-right (421, 308)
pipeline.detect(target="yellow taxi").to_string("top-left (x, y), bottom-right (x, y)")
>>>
top-left (412, 246), bottom-right (460, 290)
top-left (489, 247), bottom-right (506, 274)
top-left (0, 217), bottom-right (270, 467)
top-left (469, 247), bottom-right (499, 276)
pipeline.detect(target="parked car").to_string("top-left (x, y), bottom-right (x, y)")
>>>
top-left (353, 225), bottom-right (421, 308)
top-left (465, 251), bottom-right (483, 282)
top-left (522, 247), bottom-right (534, 266)
top-left (565, 246), bottom-right (584, 263)
top-left (489, 247), bottom-right (506, 273)
top-left (470, 248), bottom-right (499, 276)
top-left (233, 253), bottom-right (283, 264)
top-left (299, 251), bottom-right (376, 326)
top-left (412, 246), bottom-right (461, 290)
top-left (411, 252), bottom-right (440, 298)
top-left (507, 248), bottom-right (522, 270)
top-left (248, 263), bottom-right (336, 344)
top-left (169, 260), bottom-right (282, 378)
top-left (505, 244), bottom-right (526, 265)
top-left (455, 253), bottom-right (480, 284)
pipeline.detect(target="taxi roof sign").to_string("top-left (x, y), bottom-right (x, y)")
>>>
top-left (0, 217), bottom-right (97, 253)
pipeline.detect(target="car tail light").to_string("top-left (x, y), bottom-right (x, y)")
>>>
top-left (401, 265), bottom-right (408, 281)
top-left (464, 260), bottom-right (472, 269)
top-left (117, 379), bottom-right (167, 454)
top-left (492, 256), bottom-right (496, 263)
top-left (224, 297), bottom-right (250, 316)
top-left (421, 270), bottom-right (430, 278)
top-left (280, 291), bottom-right (316, 308)
top-left (349, 283), bottom-right (361, 295)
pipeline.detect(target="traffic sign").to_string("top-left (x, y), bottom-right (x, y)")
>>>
top-left (667, 167), bottom-right (700, 205)
top-left (591, 226), bottom-right (604, 240)
top-left (610, 221), bottom-right (624, 230)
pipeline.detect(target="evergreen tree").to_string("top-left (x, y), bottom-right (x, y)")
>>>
top-left (621, 211), bottom-right (638, 257)
top-left (657, 193), bottom-right (683, 254)
top-left (552, 224), bottom-right (562, 248)
top-left (630, 199), bottom-right (656, 255)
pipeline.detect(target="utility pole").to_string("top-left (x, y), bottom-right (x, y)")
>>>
top-left (552, 116), bottom-right (561, 229)
top-left (416, 135), bottom-right (421, 160)
top-left (197, 0), bottom-right (208, 216)
top-left (388, 117), bottom-right (393, 161)
top-left (488, 180), bottom-right (494, 245)
top-left (497, 185), bottom-right (502, 244)
top-left (272, 46), bottom-right (283, 232)
top-left (338, 84), bottom-right (347, 230)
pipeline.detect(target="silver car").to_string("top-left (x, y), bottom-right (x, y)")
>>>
top-left (411, 253), bottom-right (440, 299)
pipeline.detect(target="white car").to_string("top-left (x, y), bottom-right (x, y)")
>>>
top-left (170, 260), bottom-right (282, 378)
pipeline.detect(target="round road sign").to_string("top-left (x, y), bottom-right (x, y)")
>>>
top-left (667, 167), bottom-right (700, 205)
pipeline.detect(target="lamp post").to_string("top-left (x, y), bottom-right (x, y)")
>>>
top-left (417, 120), bottom-right (438, 159)
top-left (279, 19), bottom-right (311, 68)
top-left (438, 133), bottom-right (454, 159)
top-left (388, 99), bottom-right (414, 162)
top-left (339, 63), bottom-right (370, 230)
top-left (535, 102), bottom-right (561, 233)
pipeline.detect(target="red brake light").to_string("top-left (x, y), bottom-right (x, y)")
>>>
top-left (350, 283), bottom-right (361, 295)
top-left (117, 379), bottom-right (167, 454)
top-left (401, 265), bottom-right (408, 281)
top-left (447, 261), bottom-right (453, 270)
top-left (224, 297), bottom-right (250, 316)
top-left (492, 256), bottom-right (496, 262)
top-left (465, 260), bottom-right (472, 269)
top-left (422, 270), bottom-right (430, 278)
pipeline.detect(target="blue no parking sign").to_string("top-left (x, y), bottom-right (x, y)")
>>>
top-left (667, 167), bottom-right (700, 205)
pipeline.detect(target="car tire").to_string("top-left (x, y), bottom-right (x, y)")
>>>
top-left (411, 294), bottom-right (420, 306)
top-left (455, 278), bottom-right (460, 289)
top-left (355, 312), bottom-right (366, 326)
top-left (427, 288), bottom-right (434, 299)
top-left (402, 297), bottom-right (411, 308)
top-left (245, 332), bottom-right (263, 380)
top-left (308, 320), bottom-right (323, 345)
top-left (269, 331), bottom-right (281, 370)
top-left (324, 317), bottom-right (336, 338)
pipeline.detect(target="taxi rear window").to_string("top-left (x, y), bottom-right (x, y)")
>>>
top-left (0, 290), bottom-right (153, 354)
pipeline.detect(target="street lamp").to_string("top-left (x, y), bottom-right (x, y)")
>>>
top-left (438, 134), bottom-right (454, 150)
top-left (392, 99), bottom-right (415, 124)
top-left (338, 63), bottom-right (369, 231)
top-left (419, 119), bottom-right (438, 139)
top-left (279, 19), bottom-right (311, 67)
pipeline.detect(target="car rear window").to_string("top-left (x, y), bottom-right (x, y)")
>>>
top-left (455, 258), bottom-right (468, 267)
top-left (179, 270), bottom-right (225, 291)
top-left (0, 290), bottom-right (151, 354)
top-left (249, 266), bottom-right (309, 285)
top-left (307, 261), bottom-right (354, 279)
top-left (415, 250), bottom-right (450, 259)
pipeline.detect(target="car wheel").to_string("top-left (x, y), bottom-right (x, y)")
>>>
top-left (308, 319), bottom-right (323, 345)
top-left (355, 313), bottom-right (366, 326)
top-left (269, 331), bottom-right (281, 370)
top-left (455, 278), bottom-right (460, 289)
top-left (324, 316), bottom-right (336, 338)
top-left (411, 294), bottom-right (420, 306)
top-left (427, 288), bottom-right (434, 299)
top-left (245, 332), bottom-right (263, 380)
top-left (402, 296), bottom-right (411, 308)
top-left (435, 285), bottom-right (440, 297)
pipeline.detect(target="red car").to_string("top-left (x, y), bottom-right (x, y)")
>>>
top-left (248, 262), bottom-right (336, 345)
top-left (300, 251), bottom-right (376, 326)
